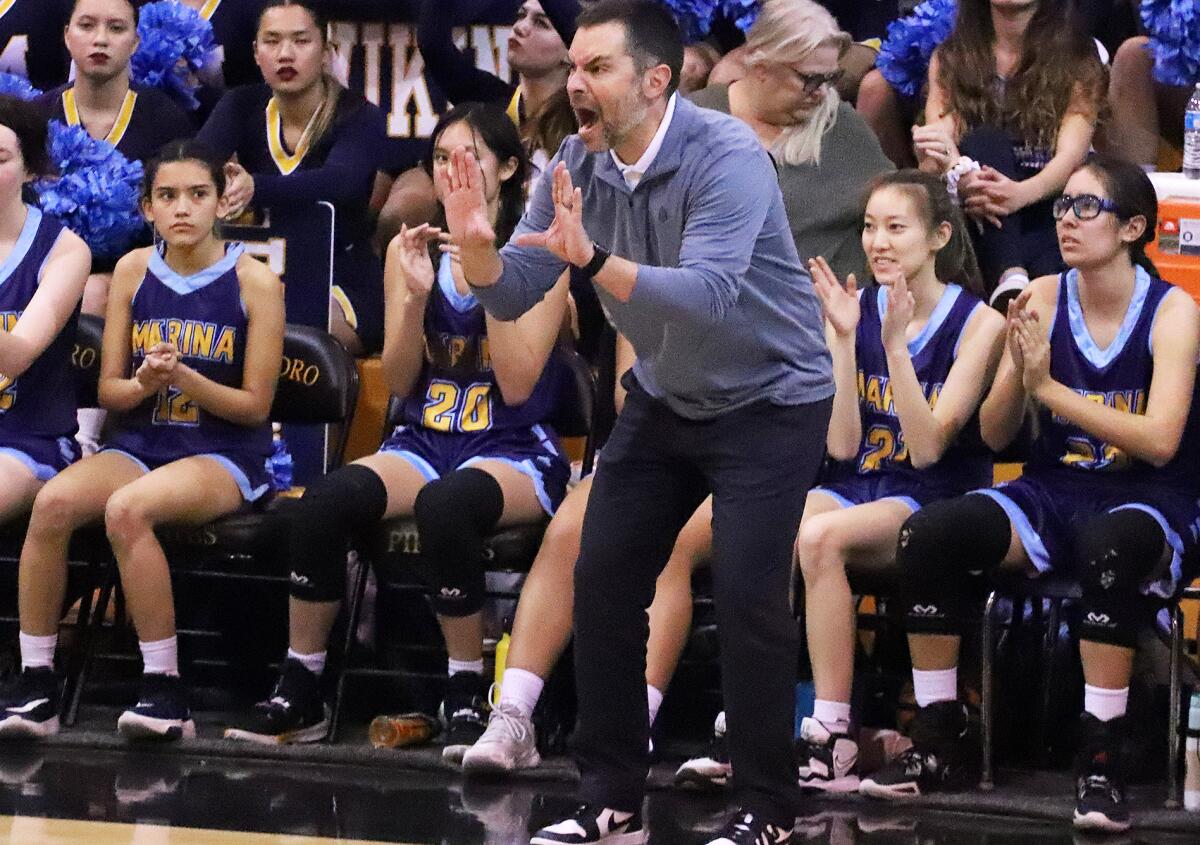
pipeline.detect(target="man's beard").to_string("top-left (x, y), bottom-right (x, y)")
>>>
top-left (591, 88), bottom-right (650, 153)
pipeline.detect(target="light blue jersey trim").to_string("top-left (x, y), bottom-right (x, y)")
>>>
top-left (0, 446), bottom-right (57, 482)
top-left (1146, 285), bottom-right (1177, 356)
top-left (810, 486), bottom-right (855, 510)
top-left (1109, 503), bottom-right (1184, 599)
top-left (971, 488), bottom-right (1051, 573)
top-left (437, 252), bottom-right (477, 313)
top-left (100, 448), bottom-right (151, 474)
top-left (953, 301), bottom-right (986, 360)
top-left (459, 455), bottom-right (555, 515)
top-left (376, 446), bottom-right (440, 483)
top-left (149, 242), bottom-right (245, 296)
top-left (198, 453), bottom-right (270, 503)
top-left (878, 283), bottom-right (962, 357)
top-left (0, 206), bottom-right (43, 289)
top-left (1066, 265), bottom-right (1150, 370)
top-left (36, 226), bottom-right (66, 282)
top-left (531, 424), bottom-right (560, 457)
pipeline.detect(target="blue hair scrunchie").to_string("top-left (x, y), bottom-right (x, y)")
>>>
top-left (36, 122), bottom-right (146, 258)
top-left (1139, 0), bottom-right (1200, 88)
top-left (876, 0), bottom-right (957, 100)
top-left (130, 0), bottom-right (217, 111)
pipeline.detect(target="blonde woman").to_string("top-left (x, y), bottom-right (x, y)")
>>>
top-left (689, 0), bottom-right (893, 281)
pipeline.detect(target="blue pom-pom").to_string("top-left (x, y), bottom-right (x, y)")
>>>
top-left (130, 0), bottom-right (217, 110)
top-left (1140, 1), bottom-right (1200, 88)
top-left (36, 122), bottom-right (145, 258)
top-left (0, 73), bottom-right (41, 101)
top-left (877, 0), bottom-right (957, 99)
top-left (720, 0), bottom-right (760, 33)
top-left (659, 0), bottom-right (717, 43)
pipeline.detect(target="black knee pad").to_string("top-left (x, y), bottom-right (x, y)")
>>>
top-left (288, 464), bottom-right (389, 602)
top-left (1076, 509), bottom-right (1164, 648)
top-left (897, 494), bottom-right (1011, 636)
top-left (413, 468), bottom-right (504, 617)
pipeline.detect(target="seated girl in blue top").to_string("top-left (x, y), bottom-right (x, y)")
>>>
top-left (198, 0), bottom-right (387, 355)
top-left (0, 139), bottom-right (284, 742)
top-left (862, 156), bottom-right (1200, 835)
top-left (0, 96), bottom-right (90, 521)
top-left (224, 103), bottom-right (571, 752)
top-left (792, 170), bottom-right (1004, 793)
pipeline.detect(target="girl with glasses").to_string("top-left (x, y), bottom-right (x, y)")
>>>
top-left (861, 154), bottom-right (1200, 835)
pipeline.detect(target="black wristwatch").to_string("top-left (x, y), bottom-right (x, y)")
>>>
top-left (581, 241), bottom-right (610, 276)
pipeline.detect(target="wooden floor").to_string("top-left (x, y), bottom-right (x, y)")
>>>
top-left (0, 816), bottom-right (417, 845)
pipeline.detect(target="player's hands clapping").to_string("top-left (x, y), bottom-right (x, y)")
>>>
top-left (389, 223), bottom-right (442, 297)
top-left (1014, 305), bottom-right (1050, 396)
top-left (136, 341), bottom-right (180, 393)
top-left (809, 256), bottom-right (859, 337)
top-left (880, 271), bottom-right (916, 354)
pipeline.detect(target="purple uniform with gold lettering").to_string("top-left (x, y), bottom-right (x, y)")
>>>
top-left (103, 243), bottom-right (272, 502)
top-left (972, 267), bottom-right (1200, 598)
top-left (815, 282), bottom-right (992, 513)
top-left (0, 206), bottom-right (80, 480)
top-left (379, 254), bottom-right (570, 514)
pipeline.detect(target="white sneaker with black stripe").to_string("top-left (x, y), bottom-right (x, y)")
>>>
top-left (706, 810), bottom-right (792, 845)
top-left (530, 803), bottom-right (646, 844)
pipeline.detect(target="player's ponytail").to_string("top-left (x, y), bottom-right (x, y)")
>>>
top-left (1078, 154), bottom-right (1162, 279)
top-left (866, 169), bottom-right (984, 297)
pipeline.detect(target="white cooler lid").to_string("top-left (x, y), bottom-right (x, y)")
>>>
top-left (1149, 172), bottom-right (1200, 201)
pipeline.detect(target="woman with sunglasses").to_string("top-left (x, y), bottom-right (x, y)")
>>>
top-left (689, 0), bottom-right (892, 281)
top-left (860, 155), bottom-right (1200, 835)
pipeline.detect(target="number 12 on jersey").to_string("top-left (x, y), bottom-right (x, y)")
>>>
top-left (422, 379), bottom-right (492, 433)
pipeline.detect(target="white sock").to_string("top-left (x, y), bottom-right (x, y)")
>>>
top-left (912, 667), bottom-right (957, 708)
top-left (287, 648), bottom-right (326, 677)
top-left (75, 407), bottom-right (106, 456)
top-left (19, 632), bottom-right (57, 671)
top-left (139, 636), bottom-right (179, 677)
top-left (498, 667), bottom-right (544, 719)
top-left (812, 698), bottom-right (851, 733)
top-left (647, 684), bottom-right (665, 727)
top-left (448, 657), bottom-right (484, 677)
top-left (1084, 684), bottom-right (1129, 722)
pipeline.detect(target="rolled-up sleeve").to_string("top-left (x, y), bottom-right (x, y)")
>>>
top-left (629, 145), bottom-right (772, 327)
top-left (472, 149), bottom-right (570, 320)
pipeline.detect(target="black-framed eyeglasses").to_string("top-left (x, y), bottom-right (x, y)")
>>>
top-left (789, 68), bottom-right (844, 94)
top-left (1052, 193), bottom-right (1121, 221)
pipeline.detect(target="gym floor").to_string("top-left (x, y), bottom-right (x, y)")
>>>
top-left (2, 735), bottom-right (1199, 845)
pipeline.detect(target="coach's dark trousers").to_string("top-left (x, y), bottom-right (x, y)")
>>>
top-left (572, 374), bottom-right (832, 826)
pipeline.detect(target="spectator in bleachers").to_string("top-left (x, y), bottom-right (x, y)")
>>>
top-left (197, 0), bottom-right (387, 355)
top-left (1104, 35), bottom-right (1195, 171)
top-left (791, 170), bottom-right (1002, 792)
top-left (862, 155), bottom-right (1200, 835)
top-left (0, 139), bottom-right (284, 741)
top-left (0, 97), bottom-right (90, 527)
top-left (913, 0), bottom-right (1105, 303)
top-left (223, 103), bottom-right (571, 755)
top-left (690, 0), bottom-right (894, 282)
top-left (0, 0), bottom-right (72, 90)
top-left (374, 0), bottom-right (580, 248)
top-left (37, 0), bottom-right (195, 305)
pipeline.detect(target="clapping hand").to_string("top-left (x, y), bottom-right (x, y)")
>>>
top-left (1014, 308), bottom-right (1051, 396)
top-left (514, 163), bottom-right (593, 267)
top-left (136, 341), bottom-right (179, 392)
top-left (1005, 287), bottom-right (1035, 372)
top-left (388, 223), bottom-right (442, 297)
top-left (438, 146), bottom-right (496, 251)
top-left (809, 256), bottom-right (859, 337)
top-left (880, 271), bottom-right (915, 353)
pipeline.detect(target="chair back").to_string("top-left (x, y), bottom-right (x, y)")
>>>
top-left (73, 314), bottom-right (104, 408)
top-left (272, 324), bottom-right (361, 466)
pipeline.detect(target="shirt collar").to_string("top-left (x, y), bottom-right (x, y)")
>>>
top-left (610, 93), bottom-right (677, 188)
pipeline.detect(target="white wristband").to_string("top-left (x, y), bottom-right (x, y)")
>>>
top-left (945, 156), bottom-right (981, 204)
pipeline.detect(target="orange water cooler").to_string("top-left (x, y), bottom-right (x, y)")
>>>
top-left (1148, 173), bottom-right (1200, 303)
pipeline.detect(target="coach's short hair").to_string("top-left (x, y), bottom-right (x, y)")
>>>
top-left (576, 0), bottom-right (685, 97)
